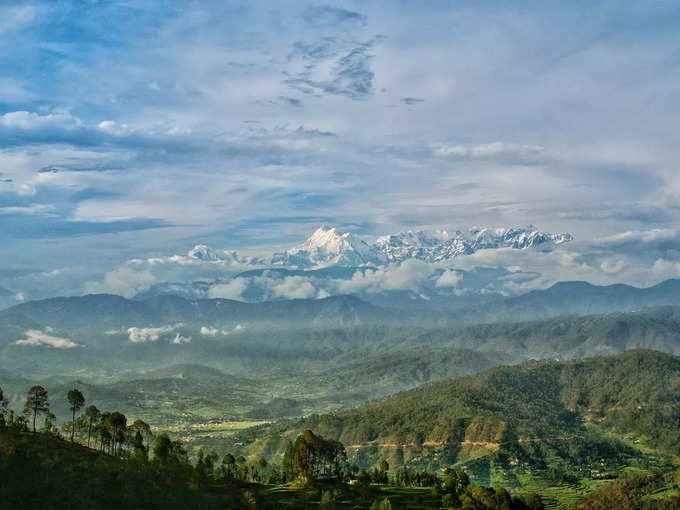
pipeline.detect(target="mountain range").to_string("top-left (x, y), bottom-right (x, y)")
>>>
top-left (185, 224), bottom-right (573, 269)
top-left (4, 279), bottom-right (680, 381)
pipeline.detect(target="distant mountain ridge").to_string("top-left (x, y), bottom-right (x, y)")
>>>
top-left (7, 278), bottom-right (680, 335)
top-left (0, 293), bottom-right (394, 330)
top-left (453, 278), bottom-right (680, 324)
top-left (179, 224), bottom-right (573, 269)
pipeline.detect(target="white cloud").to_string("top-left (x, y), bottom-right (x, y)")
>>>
top-left (97, 120), bottom-right (130, 135)
top-left (600, 258), bottom-right (627, 275)
top-left (337, 259), bottom-right (435, 294)
top-left (435, 269), bottom-right (462, 287)
top-left (85, 265), bottom-right (157, 298)
top-left (0, 111), bottom-right (81, 130)
top-left (208, 278), bottom-right (248, 299)
top-left (271, 275), bottom-right (319, 299)
top-left (595, 228), bottom-right (679, 246)
top-left (171, 333), bottom-right (191, 344)
top-left (127, 324), bottom-right (181, 343)
top-left (430, 142), bottom-right (545, 163)
top-left (0, 204), bottom-right (56, 216)
top-left (200, 324), bottom-right (243, 336)
top-left (15, 329), bottom-right (79, 349)
top-left (651, 259), bottom-right (680, 278)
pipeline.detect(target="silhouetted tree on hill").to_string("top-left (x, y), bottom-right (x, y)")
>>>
top-left (84, 405), bottom-right (101, 448)
top-left (67, 389), bottom-right (85, 442)
top-left (24, 386), bottom-right (49, 434)
top-left (0, 386), bottom-right (7, 428)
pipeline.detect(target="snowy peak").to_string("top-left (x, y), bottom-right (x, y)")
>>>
top-left (271, 226), bottom-right (384, 267)
top-left (374, 226), bottom-right (573, 263)
top-left (187, 245), bottom-right (262, 266)
top-left (188, 244), bottom-right (222, 261)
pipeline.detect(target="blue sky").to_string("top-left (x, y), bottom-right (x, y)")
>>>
top-left (1, 1), bottom-right (680, 299)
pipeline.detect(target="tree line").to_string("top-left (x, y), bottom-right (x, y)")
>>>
top-left (0, 383), bottom-right (280, 485)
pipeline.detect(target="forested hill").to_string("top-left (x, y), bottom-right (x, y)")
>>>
top-left (237, 350), bottom-right (680, 459)
top-left (421, 305), bottom-right (680, 359)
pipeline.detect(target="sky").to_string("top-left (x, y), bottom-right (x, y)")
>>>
top-left (1, 0), bottom-right (680, 300)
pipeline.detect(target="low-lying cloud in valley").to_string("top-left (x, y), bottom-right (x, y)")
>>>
top-left (15, 329), bottom-right (79, 349)
top-left (127, 324), bottom-right (183, 343)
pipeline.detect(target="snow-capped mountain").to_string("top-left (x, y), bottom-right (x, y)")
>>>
top-left (182, 224), bottom-right (573, 270)
top-left (188, 244), bottom-right (224, 261)
top-left (129, 225), bottom-right (574, 304)
top-left (375, 226), bottom-right (573, 263)
top-left (270, 226), bottom-right (385, 267)
top-left (187, 245), bottom-right (264, 266)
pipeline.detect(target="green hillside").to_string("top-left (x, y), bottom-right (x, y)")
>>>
top-left (0, 426), bottom-right (543, 510)
top-left (422, 306), bottom-right (680, 359)
top-left (230, 350), bottom-right (680, 501)
top-left (574, 470), bottom-right (680, 509)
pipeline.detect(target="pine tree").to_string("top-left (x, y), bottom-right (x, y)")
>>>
top-left (67, 389), bottom-right (85, 442)
top-left (24, 386), bottom-right (49, 434)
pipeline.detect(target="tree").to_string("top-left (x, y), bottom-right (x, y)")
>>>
top-left (194, 449), bottom-right (219, 485)
top-left (0, 386), bottom-right (7, 428)
top-left (235, 456), bottom-right (247, 481)
top-left (221, 453), bottom-right (236, 479)
top-left (42, 412), bottom-right (57, 434)
top-left (373, 459), bottom-right (389, 484)
top-left (102, 412), bottom-right (127, 456)
top-left (129, 419), bottom-right (153, 454)
top-left (84, 405), bottom-right (101, 448)
top-left (24, 385), bottom-right (49, 433)
top-left (96, 425), bottom-right (112, 453)
top-left (152, 433), bottom-right (188, 466)
top-left (443, 468), bottom-right (469, 499)
top-left (287, 429), bottom-right (347, 482)
top-left (67, 389), bottom-right (85, 442)
top-left (130, 429), bottom-right (146, 460)
top-left (357, 468), bottom-right (372, 486)
top-left (525, 492), bottom-right (545, 510)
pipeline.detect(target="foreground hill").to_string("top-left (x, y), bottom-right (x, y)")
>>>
top-left (0, 428), bottom-right (221, 510)
top-left (234, 350), bottom-right (680, 493)
top-left (0, 426), bottom-right (543, 510)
